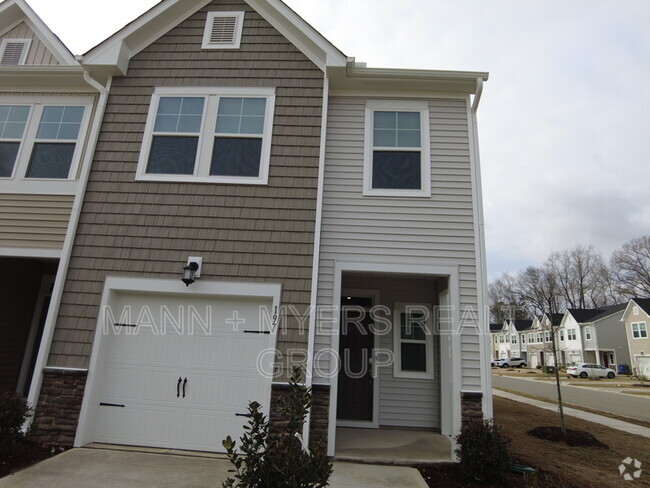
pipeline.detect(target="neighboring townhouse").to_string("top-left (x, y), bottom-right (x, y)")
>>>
top-left (490, 319), bottom-right (532, 361)
top-left (22, 0), bottom-right (490, 461)
top-left (621, 298), bottom-right (650, 378)
top-left (558, 306), bottom-right (629, 368)
top-left (490, 322), bottom-right (501, 361)
top-left (0, 0), bottom-right (102, 396)
top-left (512, 319), bottom-right (532, 360)
top-left (525, 314), bottom-right (560, 368)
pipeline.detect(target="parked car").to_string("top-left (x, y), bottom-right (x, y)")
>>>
top-left (491, 359), bottom-right (507, 367)
top-left (567, 363), bottom-right (616, 379)
top-left (500, 357), bottom-right (527, 368)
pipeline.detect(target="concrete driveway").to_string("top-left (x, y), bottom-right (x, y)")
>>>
top-left (0, 447), bottom-right (428, 488)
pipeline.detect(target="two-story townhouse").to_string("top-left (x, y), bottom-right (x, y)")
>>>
top-left (559, 306), bottom-right (629, 368)
top-left (512, 319), bottom-right (532, 360)
top-left (23, 0), bottom-right (490, 461)
top-left (490, 322), bottom-right (502, 361)
top-left (0, 0), bottom-right (102, 397)
top-left (621, 298), bottom-right (650, 378)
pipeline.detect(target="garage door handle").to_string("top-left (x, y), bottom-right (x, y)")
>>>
top-left (177, 377), bottom-right (182, 398)
top-left (182, 377), bottom-right (187, 398)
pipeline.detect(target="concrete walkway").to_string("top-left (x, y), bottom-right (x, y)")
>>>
top-left (494, 389), bottom-right (650, 438)
top-left (0, 447), bottom-right (428, 488)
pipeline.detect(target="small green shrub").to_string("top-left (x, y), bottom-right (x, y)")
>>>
top-left (0, 389), bottom-right (31, 446)
top-left (222, 367), bottom-right (332, 488)
top-left (536, 364), bottom-right (542, 369)
top-left (455, 419), bottom-right (511, 482)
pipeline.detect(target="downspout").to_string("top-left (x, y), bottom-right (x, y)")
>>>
top-left (302, 72), bottom-right (329, 447)
top-left (25, 71), bottom-right (111, 428)
top-left (469, 77), bottom-right (493, 418)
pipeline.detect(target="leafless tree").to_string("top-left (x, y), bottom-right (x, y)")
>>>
top-left (488, 273), bottom-right (530, 323)
top-left (548, 246), bottom-right (610, 309)
top-left (517, 265), bottom-right (562, 316)
top-left (611, 235), bottom-right (650, 298)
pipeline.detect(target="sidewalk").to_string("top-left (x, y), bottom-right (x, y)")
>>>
top-left (493, 389), bottom-right (650, 438)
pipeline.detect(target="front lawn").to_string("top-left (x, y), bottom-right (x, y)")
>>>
top-left (419, 396), bottom-right (650, 488)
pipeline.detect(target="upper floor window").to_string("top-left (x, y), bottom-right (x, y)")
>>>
top-left (567, 329), bottom-right (577, 341)
top-left (632, 322), bottom-right (648, 339)
top-left (364, 100), bottom-right (431, 197)
top-left (137, 87), bottom-right (275, 185)
top-left (584, 326), bottom-right (592, 340)
top-left (0, 98), bottom-right (91, 183)
top-left (511, 334), bottom-right (517, 344)
top-left (560, 329), bottom-right (565, 341)
top-left (544, 331), bottom-right (551, 342)
top-left (521, 334), bottom-right (525, 343)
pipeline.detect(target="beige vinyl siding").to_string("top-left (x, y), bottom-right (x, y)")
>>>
top-left (48, 0), bottom-right (323, 373)
top-left (0, 21), bottom-right (60, 65)
top-left (0, 194), bottom-right (73, 250)
top-left (315, 96), bottom-right (482, 391)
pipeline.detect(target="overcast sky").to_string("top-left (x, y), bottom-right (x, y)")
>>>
top-left (27, 0), bottom-right (650, 280)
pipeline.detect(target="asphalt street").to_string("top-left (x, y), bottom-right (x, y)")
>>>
top-left (492, 374), bottom-right (650, 422)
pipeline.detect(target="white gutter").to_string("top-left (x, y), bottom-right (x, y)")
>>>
top-left (468, 77), bottom-right (493, 418)
top-left (302, 72), bottom-right (329, 446)
top-left (25, 72), bottom-right (111, 428)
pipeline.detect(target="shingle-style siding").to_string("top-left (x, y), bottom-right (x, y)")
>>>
top-left (0, 21), bottom-right (60, 65)
top-left (47, 0), bottom-right (323, 374)
top-left (315, 96), bottom-right (482, 391)
top-left (0, 194), bottom-right (73, 250)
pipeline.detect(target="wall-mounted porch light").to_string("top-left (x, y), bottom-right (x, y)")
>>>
top-left (181, 256), bottom-right (202, 286)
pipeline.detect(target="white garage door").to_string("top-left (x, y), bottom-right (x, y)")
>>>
top-left (90, 292), bottom-right (275, 452)
top-left (637, 357), bottom-right (650, 380)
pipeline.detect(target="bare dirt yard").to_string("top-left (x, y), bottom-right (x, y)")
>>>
top-left (420, 396), bottom-right (650, 488)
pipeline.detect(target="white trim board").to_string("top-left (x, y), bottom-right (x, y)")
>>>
top-left (74, 276), bottom-right (282, 448)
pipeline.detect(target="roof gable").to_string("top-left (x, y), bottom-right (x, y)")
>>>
top-left (82, 0), bottom-right (347, 78)
top-left (621, 298), bottom-right (650, 322)
top-left (0, 0), bottom-right (77, 65)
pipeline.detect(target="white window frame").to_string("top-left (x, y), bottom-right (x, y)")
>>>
top-left (585, 326), bottom-right (591, 340)
top-left (632, 322), bottom-right (648, 339)
top-left (568, 329), bottom-right (577, 341)
top-left (363, 100), bottom-right (431, 197)
top-left (202, 11), bottom-right (245, 50)
top-left (560, 329), bottom-right (565, 341)
top-left (521, 334), bottom-right (525, 343)
top-left (0, 38), bottom-right (31, 65)
top-left (136, 87), bottom-right (275, 185)
top-left (0, 96), bottom-right (93, 187)
top-left (511, 334), bottom-right (517, 344)
top-left (393, 302), bottom-right (434, 379)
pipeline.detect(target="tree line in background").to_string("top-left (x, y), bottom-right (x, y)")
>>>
top-left (489, 235), bottom-right (650, 323)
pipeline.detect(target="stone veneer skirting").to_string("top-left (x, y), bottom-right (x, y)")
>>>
top-left (269, 383), bottom-right (330, 449)
top-left (460, 391), bottom-right (483, 425)
top-left (28, 369), bottom-right (88, 446)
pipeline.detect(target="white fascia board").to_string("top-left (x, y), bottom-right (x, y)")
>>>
top-left (620, 300), bottom-right (638, 322)
top-left (328, 62), bottom-right (489, 94)
top-left (82, 0), bottom-right (212, 74)
top-left (0, 0), bottom-right (78, 65)
top-left (245, 0), bottom-right (347, 70)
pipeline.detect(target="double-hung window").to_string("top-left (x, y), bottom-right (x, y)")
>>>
top-left (393, 303), bottom-right (434, 379)
top-left (584, 326), bottom-right (591, 340)
top-left (137, 87), bottom-right (275, 184)
top-left (0, 98), bottom-right (91, 186)
top-left (632, 322), bottom-right (648, 339)
top-left (364, 100), bottom-right (430, 196)
top-left (567, 329), bottom-right (577, 341)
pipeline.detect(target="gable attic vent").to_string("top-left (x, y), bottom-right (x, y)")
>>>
top-left (202, 12), bottom-right (244, 49)
top-left (0, 39), bottom-right (31, 65)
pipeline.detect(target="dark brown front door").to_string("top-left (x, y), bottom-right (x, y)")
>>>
top-left (337, 297), bottom-right (374, 422)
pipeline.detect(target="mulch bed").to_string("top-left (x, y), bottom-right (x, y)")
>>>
top-left (418, 462), bottom-right (569, 488)
top-left (527, 426), bottom-right (608, 449)
top-left (0, 439), bottom-right (61, 478)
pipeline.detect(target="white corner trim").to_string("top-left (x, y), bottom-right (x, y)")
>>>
top-left (466, 86), bottom-right (492, 420)
top-left (303, 73), bottom-right (329, 446)
top-left (25, 75), bottom-right (112, 431)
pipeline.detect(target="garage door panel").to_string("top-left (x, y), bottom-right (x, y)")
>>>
top-left (91, 292), bottom-right (275, 452)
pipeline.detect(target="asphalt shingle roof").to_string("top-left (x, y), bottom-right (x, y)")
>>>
top-left (632, 298), bottom-right (650, 316)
